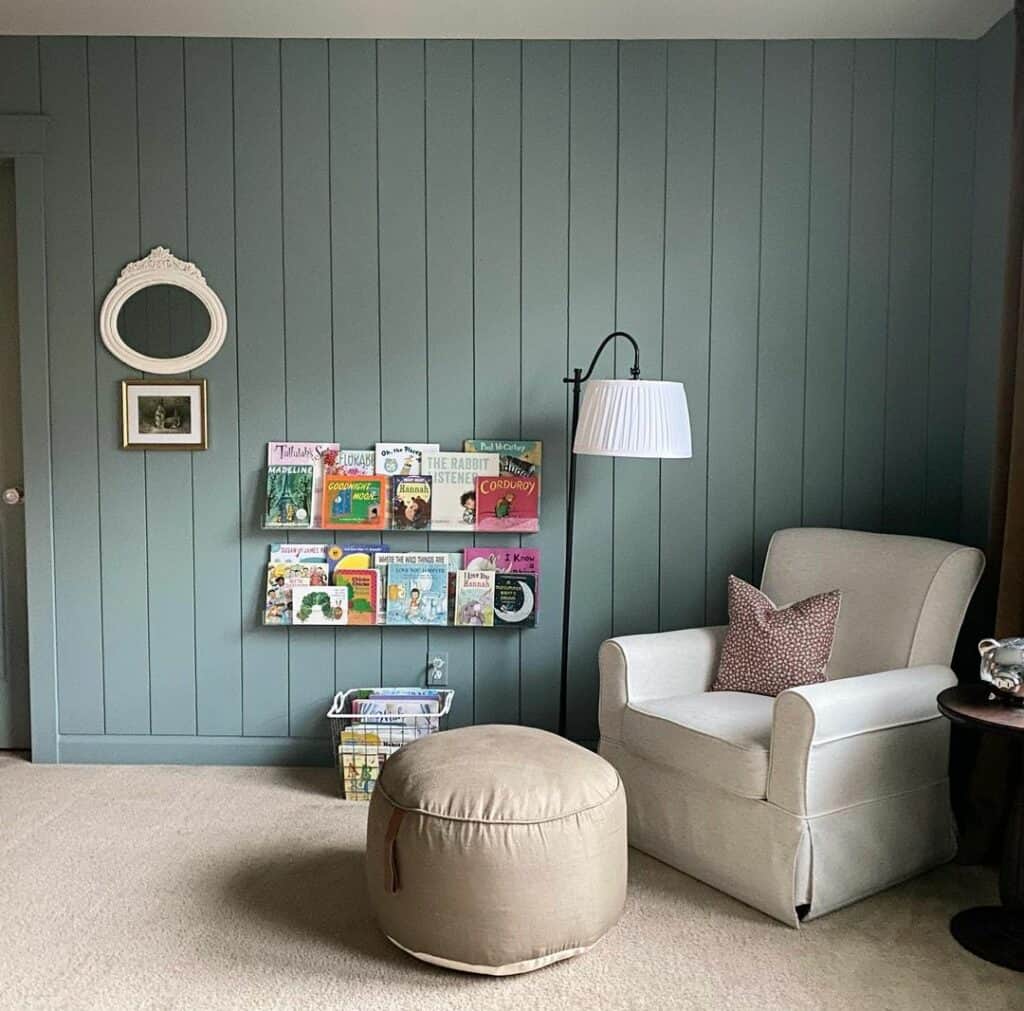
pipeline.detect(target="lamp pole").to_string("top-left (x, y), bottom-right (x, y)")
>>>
top-left (559, 332), bottom-right (641, 738)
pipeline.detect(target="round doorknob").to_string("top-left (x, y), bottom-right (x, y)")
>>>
top-left (3, 487), bottom-right (23, 505)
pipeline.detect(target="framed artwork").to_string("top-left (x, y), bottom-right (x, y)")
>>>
top-left (121, 379), bottom-right (208, 450)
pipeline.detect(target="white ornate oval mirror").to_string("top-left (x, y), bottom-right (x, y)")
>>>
top-left (99, 247), bottom-right (227, 375)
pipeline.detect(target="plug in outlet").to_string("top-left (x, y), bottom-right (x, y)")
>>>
top-left (427, 652), bottom-right (449, 686)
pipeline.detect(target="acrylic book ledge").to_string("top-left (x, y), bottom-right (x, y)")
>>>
top-left (263, 544), bottom-right (539, 629)
top-left (264, 439), bottom-right (542, 534)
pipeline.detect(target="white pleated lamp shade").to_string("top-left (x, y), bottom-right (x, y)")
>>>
top-left (573, 379), bottom-right (692, 459)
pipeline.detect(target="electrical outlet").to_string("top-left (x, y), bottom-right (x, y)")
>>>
top-left (427, 652), bottom-right (449, 686)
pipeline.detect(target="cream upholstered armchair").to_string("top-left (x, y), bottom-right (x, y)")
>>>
top-left (598, 528), bottom-right (984, 926)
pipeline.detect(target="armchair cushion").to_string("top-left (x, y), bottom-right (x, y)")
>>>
top-left (621, 692), bottom-right (774, 799)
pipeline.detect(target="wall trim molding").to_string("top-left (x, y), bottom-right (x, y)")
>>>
top-left (58, 734), bottom-right (333, 766)
top-left (12, 152), bottom-right (58, 763)
top-left (0, 115), bottom-right (49, 156)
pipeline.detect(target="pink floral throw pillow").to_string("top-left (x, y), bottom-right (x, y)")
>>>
top-left (712, 575), bottom-right (841, 697)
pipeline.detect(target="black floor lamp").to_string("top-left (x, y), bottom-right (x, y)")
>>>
top-left (558, 332), bottom-right (692, 737)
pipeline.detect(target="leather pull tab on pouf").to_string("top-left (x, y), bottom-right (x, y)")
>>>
top-left (365, 724), bottom-right (628, 976)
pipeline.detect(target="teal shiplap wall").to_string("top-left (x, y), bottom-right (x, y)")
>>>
top-left (0, 23), bottom-right (1013, 762)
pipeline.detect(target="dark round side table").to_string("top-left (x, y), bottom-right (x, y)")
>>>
top-left (938, 683), bottom-right (1024, 973)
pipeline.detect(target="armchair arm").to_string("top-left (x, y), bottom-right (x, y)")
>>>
top-left (767, 665), bottom-right (958, 816)
top-left (598, 626), bottom-right (727, 742)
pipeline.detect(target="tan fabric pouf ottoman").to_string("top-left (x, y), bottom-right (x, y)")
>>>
top-left (365, 724), bottom-right (627, 975)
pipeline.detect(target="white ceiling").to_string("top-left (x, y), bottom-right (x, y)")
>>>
top-left (0, 0), bottom-right (1011, 40)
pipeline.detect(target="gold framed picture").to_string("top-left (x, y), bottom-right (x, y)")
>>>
top-left (121, 379), bottom-right (208, 450)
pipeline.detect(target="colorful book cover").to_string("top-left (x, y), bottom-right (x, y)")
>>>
top-left (375, 552), bottom-right (459, 624)
top-left (391, 475), bottom-right (432, 530)
top-left (474, 475), bottom-right (540, 532)
top-left (375, 442), bottom-right (440, 477)
top-left (267, 442), bottom-right (338, 525)
top-left (454, 569), bottom-right (495, 627)
top-left (263, 580), bottom-right (292, 625)
top-left (326, 542), bottom-right (389, 583)
top-left (422, 451), bottom-right (501, 531)
top-left (340, 750), bottom-right (380, 800)
top-left (264, 464), bottom-right (314, 528)
top-left (493, 573), bottom-right (537, 627)
top-left (323, 448), bottom-right (375, 476)
top-left (331, 569), bottom-right (379, 625)
top-left (265, 544), bottom-right (330, 622)
top-left (322, 475), bottom-right (388, 530)
top-left (463, 547), bottom-right (540, 575)
top-left (464, 439), bottom-right (542, 483)
top-left (292, 585), bottom-right (349, 625)
top-left (384, 562), bottom-right (450, 626)
top-left (464, 547), bottom-right (540, 608)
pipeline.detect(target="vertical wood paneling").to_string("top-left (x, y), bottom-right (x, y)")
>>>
top-left (566, 41), bottom-right (617, 741)
top-left (377, 41), bottom-right (429, 691)
top-left (281, 40), bottom-right (334, 737)
top-left (802, 41), bottom-right (854, 528)
top-left (330, 39), bottom-right (384, 697)
top-left (843, 41), bottom-right (895, 532)
top-left (613, 41), bottom-right (666, 638)
top-left (753, 41), bottom-right (812, 572)
top-left (186, 38), bottom-right (243, 736)
top-left (12, 27), bottom-right (1009, 758)
top-left (424, 39), bottom-right (475, 727)
top-left (473, 40), bottom-right (523, 725)
top-left (883, 41), bottom-right (935, 536)
top-left (706, 41), bottom-right (764, 624)
top-left (89, 37), bottom-right (151, 735)
top-left (136, 37), bottom-right (197, 735)
top-left (963, 16), bottom-right (1013, 549)
top-left (927, 42), bottom-right (976, 542)
top-left (660, 41), bottom-right (715, 632)
top-left (0, 37), bottom-right (38, 113)
top-left (520, 41), bottom-right (569, 732)
top-left (39, 38), bottom-right (105, 734)
top-left (233, 39), bottom-right (288, 736)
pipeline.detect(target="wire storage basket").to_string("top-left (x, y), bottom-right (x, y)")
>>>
top-left (327, 687), bottom-right (454, 799)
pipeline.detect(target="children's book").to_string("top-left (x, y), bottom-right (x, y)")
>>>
top-left (384, 562), bottom-right (450, 626)
top-left (422, 451), bottom-right (501, 531)
top-left (265, 544), bottom-right (331, 622)
top-left (464, 439), bottom-right (542, 483)
top-left (373, 552), bottom-right (456, 624)
top-left (268, 543), bottom-right (330, 566)
top-left (323, 448), bottom-right (376, 477)
top-left (264, 464), bottom-right (314, 528)
top-left (268, 442), bottom-right (338, 525)
top-left (474, 475), bottom-right (540, 533)
top-left (322, 475), bottom-right (388, 530)
top-left (493, 573), bottom-right (537, 627)
top-left (463, 547), bottom-right (540, 575)
top-left (464, 547), bottom-right (541, 607)
top-left (375, 442), bottom-right (440, 477)
top-left (454, 569), bottom-right (495, 627)
top-left (292, 585), bottom-right (349, 625)
top-left (391, 475), bottom-right (432, 530)
top-left (340, 749), bottom-right (380, 800)
top-left (326, 543), bottom-right (389, 583)
top-left (264, 583), bottom-right (292, 625)
top-left (353, 694), bottom-right (440, 732)
top-left (330, 569), bottom-right (379, 625)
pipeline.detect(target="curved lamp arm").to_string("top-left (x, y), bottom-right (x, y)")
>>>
top-left (563, 331), bottom-right (641, 385)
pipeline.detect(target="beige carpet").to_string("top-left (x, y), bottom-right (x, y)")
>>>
top-left (0, 752), bottom-right (1020, 1011)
